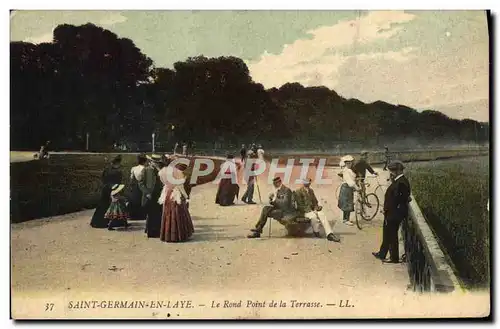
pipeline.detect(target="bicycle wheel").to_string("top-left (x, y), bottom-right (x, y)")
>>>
top-left (361, 193), bottom-right (379, 221)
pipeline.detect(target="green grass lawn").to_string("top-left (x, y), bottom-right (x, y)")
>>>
top-left (10, 153), bottom-right (222, 223)
top-left (406, 156), bottom-right (490, 289)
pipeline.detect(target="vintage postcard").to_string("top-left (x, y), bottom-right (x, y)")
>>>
top-left (9, 9), bottom-right (490, 319)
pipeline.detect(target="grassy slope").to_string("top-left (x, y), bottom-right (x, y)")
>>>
top-left (406, 156), bottom-right (490, 289)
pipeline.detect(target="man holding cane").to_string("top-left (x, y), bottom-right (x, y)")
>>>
top-left (247, 177), bottom-right (297, 238)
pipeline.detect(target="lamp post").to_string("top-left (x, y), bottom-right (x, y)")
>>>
top-left (152, 132), bottom-right (156, 153)
top-left (86, 132), bottom-right (89, 151)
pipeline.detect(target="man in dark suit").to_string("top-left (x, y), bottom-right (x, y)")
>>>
top-left (372, 160), bottom-right (411, 263)
top-left (247, 177), bottom-right (297, 238)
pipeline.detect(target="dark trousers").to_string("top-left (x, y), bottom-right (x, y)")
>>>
top-left (343, 211), bottom-right (351, 221)
top-left (378, 216), bottom-right (403, 261)
top-left (255, 206), bottom-right (283, 233)
top-left (242, 181), bottom-right (255, 202)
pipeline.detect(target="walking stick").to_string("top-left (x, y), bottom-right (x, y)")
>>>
top-left (269, 211), bottom-right (272, 238)
top-left (255, 175), bottom-right (262, 203)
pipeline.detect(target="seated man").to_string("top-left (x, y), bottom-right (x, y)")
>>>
top-left (294, 178), bottom-right (340, 242)
top-left (247, 176), bottom-right (297, 238)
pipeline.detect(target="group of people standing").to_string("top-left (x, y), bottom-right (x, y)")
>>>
top-left (240, 143), bottom-right (265, 163)
top-left (215, 143), bottom-right (265, 207)
top-left (89, 153), bottom-right (194, 243)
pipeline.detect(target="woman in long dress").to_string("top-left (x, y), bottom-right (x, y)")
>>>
top-left (105, 184), bottom-right (130, 230)
top-left (215, 154), bottom-right (240, 206)
top-left (90, 155), bottom-right (123, 228)
top-left (337, 155), bottom-right (359, 226)
top-left (159, 159), bottom-right (194, 242)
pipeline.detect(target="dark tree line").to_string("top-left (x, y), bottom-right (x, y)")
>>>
top-left (11, 23), bottom-right (489, 151)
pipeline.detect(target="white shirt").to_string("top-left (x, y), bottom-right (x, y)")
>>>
top-left (342, 167), bottom-right (357, 188)
top-left (131, 164), bottom-right (145, 180)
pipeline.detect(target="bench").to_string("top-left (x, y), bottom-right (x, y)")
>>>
top-left (277, 216), bottom-right (312, 237)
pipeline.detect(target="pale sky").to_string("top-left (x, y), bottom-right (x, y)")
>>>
top-left (10, 10), bottom-right (490, 122)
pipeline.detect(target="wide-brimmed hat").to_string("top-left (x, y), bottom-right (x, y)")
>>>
top-left (342, 155), bottom-right (354, 162)
top-left (387, 160), bottom-right (405, 171)
top-left (110, 184), bottom-right (125, 196)
top-left (147, 154), bottom-right (163, 162)
top-left (272, 176), bottom-right (282, 183)
top-left (302, 178), bottom-right (312, 185)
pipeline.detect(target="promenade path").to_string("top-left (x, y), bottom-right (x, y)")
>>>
top-left (11, 160), bottom-right (413, 319)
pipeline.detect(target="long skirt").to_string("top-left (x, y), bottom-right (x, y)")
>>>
top-left (105, 200), bottom-right (130, 228)
top-left (160, 192), bottom-right (194, 242)
top-left (338, 183), bottom-right (354, 212)
top-left (90, 187), bottom-right (112, 228)
top-left (215, 179), bottom-right (239, 206)
top-left (145, 201), bottom-right (163, 238)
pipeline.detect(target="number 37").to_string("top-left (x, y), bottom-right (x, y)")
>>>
top-left (45, 303), bottom-right (54, 311)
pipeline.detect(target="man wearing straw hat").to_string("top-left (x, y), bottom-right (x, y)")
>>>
top-left (295, 178), bottom-right (341, 242)
top-left (372, 160), bottom-right (411, 263)
top-left (247, 176), bottom-right (297, 238)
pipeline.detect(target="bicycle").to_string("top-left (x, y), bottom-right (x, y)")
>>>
top-left (365, 174), bottom-right (390, 196)
top-left (354, 178), bottom-right (380, 230)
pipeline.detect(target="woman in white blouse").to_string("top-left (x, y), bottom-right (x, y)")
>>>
top-left (337, 155), bottom-right (359, 226)
top-left (158, 155), bottom-right (194, 242)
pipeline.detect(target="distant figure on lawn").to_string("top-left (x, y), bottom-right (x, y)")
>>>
top-left (105, 184), bottom-right (130, 231)
top-left (90, 155), bottom-right (123, 228)
top-left (34, 140), bottom-right (50, 160)
top-left (215, 154), bottom-right (240, 206)
top-left (182, 142), bottom-right (188, 156)
top-left (383, 146), bottom-right (391, 171)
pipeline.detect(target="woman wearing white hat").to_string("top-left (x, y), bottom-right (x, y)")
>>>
top-left (337, 155), bottom-right (359, 226)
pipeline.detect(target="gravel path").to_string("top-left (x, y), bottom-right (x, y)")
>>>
top-left (11, 165), bottom-right (488, 319)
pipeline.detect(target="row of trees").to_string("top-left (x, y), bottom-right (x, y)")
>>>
top-left (11, 23), bottom-right (489, 151)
